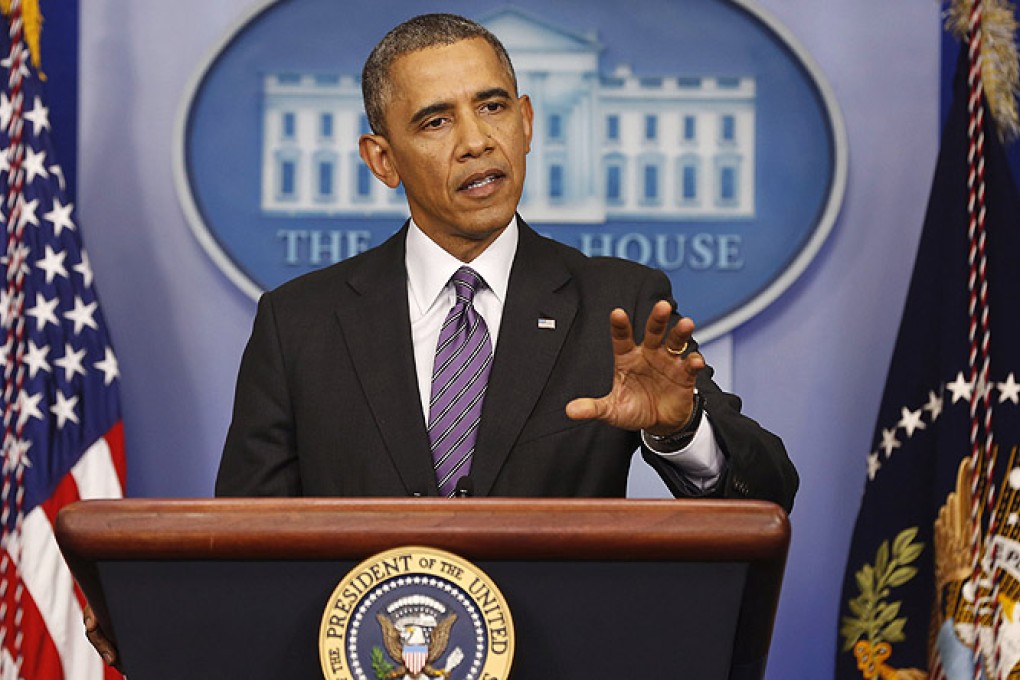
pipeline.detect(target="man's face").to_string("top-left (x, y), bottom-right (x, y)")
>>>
top-left (360, 38), bottom-right (533, 260)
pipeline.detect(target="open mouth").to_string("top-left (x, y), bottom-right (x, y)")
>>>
top-left (459, 171), bottom-right (505, 193)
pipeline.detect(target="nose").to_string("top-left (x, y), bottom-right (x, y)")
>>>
top-left (457, 113), bottom-right (494, 159)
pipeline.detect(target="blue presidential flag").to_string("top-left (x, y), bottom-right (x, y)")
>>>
top-left (836, 38), bottom-right (1020, 680)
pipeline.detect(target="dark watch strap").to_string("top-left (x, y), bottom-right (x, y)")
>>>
top-left (644, 391), bottom-right (704, 452)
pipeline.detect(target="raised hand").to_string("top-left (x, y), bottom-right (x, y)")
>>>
top-left (565, 300), bottom-right (705, 436)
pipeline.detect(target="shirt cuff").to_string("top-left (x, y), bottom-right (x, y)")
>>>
top-left (641, 414), bottom-right (726, 492)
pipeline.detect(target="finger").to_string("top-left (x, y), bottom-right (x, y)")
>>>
top-left (640, 300), bottom-right (673, 350)
top-left (565, 396), bottom-right (608, 421)
top-left (683, 351), bottom-right (707, 378)
top-left (86, 627), bottom-right (117, 667)
top-left (664, 315), bottom-right (696, 354)
top-left (84, 606), bottom-right (118, 668)
top-left (608, 308), bottom-right (636, 356)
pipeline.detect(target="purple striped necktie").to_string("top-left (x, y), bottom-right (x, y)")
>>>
top-left (428, 266), bottom-right (493, 497)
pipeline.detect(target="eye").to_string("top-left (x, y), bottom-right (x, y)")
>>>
top-left (481, 101), bottom-right (505, 114)
top-left (421, 117), bottom-right (449, 131)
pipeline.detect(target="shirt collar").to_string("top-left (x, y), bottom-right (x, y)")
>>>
top-left (405, 217), bottom-right (518, 316)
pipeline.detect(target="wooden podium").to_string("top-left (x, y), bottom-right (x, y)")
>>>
top-left (55, 498), bottom-right (789, 680)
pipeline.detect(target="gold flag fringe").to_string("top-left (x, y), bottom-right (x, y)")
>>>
top-left (0, 0), bottom-right (44, 81)
top-left (948, 0), bottom-right (1020, 141)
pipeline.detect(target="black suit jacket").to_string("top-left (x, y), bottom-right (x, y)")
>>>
top-left (216, 221), bottom-right (797, 511)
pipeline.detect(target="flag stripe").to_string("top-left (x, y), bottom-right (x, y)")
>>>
top-left (104, 421), bottom-right (127, 491)
top-left (39, 467), bottom-right (79, 529)
top-left (20, 507), bottom-right (104, 679)
top-left (25, 429), bottom-right (124, 680)
top-left (72, 432), bottom-right (124, 500)
top-left (1, 583), bottom-right (65, 680)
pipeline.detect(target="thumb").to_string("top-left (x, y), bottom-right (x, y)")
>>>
top-left (566, 396), bottom-right (605, 421)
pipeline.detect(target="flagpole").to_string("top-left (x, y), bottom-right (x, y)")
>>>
top-left (0, 0), bottom-right (28, 676)
top-left (961, 0), bottom-right (1008, 676)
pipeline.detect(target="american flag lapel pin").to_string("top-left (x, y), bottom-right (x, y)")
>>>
top-left (538, 318), bottom-right (556, 330)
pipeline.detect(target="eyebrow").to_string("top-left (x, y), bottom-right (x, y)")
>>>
top-left (408, 88), bottom-right (513, 127)
top-left (476, 87), bottom-right (512, 102)
top-left (409, 101), bottom-right (452, 127)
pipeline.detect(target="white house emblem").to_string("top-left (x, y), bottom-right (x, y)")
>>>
top-left (177, 1), bottom-right (846, 343)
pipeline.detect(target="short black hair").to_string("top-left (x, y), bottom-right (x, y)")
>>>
top-left (361, 13), bottom-right (518, 136)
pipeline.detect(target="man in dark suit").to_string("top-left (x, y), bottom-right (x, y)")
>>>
top-left (87, 14), bottom-right (797, 667)
top-left (213, 13), bottom-right (797, 510)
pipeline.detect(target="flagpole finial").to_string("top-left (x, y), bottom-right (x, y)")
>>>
top-left (947, 0), bottom-right (1020, 142)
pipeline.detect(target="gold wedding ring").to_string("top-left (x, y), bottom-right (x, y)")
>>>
top-left (665, 341), bottom-right (688, 357)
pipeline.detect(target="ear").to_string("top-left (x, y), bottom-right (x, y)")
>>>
top-left (358, 134), bottom-right (401, 189)
top-left (518, 94), bottom-right (534, 154)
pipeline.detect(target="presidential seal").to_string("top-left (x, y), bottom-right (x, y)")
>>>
top-left (319, 547), bottom-right (514, 680)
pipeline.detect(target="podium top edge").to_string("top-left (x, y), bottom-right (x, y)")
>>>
top-left (56, 498), bottom-right (789, 563)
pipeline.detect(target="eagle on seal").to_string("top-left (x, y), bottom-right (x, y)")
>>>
top-left (376, 612), bottom-right (458, 679)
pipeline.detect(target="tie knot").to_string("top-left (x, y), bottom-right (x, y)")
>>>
top-left (451, 266), bottom-right (484, 302)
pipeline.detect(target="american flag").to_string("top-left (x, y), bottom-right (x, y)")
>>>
top-left (0, 4), bottom-right (125, 680)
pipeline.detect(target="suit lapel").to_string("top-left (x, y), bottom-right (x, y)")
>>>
top-left (333, 226), bottom-right (439, 496)
top-left (471, 222), bottom-right (578, 495)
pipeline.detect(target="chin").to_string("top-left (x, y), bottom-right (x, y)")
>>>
top-left (475, 216), bottom-right (515, 238)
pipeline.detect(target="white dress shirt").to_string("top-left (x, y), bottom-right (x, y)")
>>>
top-left (405, 217), bottom-right (725, 491)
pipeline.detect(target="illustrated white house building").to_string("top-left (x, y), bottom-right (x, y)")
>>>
top-left (260, 8), bottom-right (756, 222)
